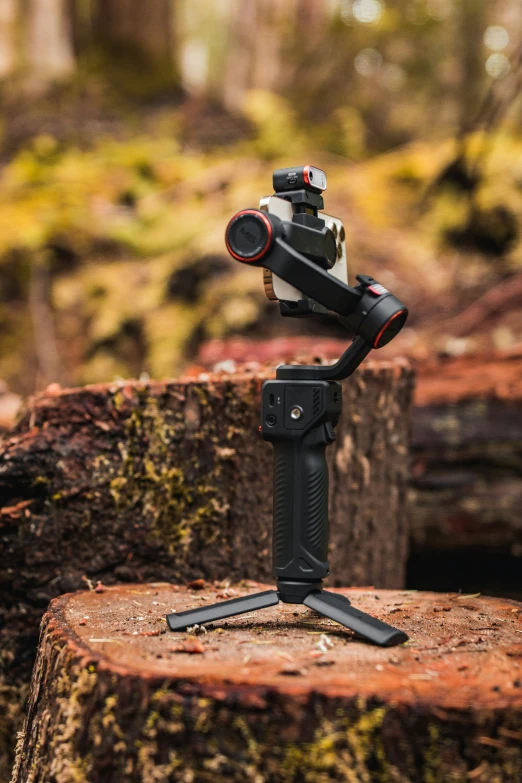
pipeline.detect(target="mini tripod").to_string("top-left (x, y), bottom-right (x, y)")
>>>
top-left (167, 168), bottom-right (409, 646)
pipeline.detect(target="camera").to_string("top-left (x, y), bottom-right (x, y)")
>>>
top-left (259, 166), bottom-right (348, 314)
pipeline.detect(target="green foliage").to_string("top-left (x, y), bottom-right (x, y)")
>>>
top-left (0, 127), bottom-right (275, 390)
top-left (1, 113), bottom-right (522, 393)
top-left (242, 90), bottom-right (308, 160)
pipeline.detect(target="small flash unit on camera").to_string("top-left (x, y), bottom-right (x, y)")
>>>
top-left (273, 165), bottom-right (327, 194)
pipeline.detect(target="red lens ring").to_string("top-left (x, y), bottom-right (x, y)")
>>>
top-left (303, 165), bottom-right (311, 187)
top-left (225, 209), bottom-right (273, 263)
top-left (373, 309), bottom-right (407, 349)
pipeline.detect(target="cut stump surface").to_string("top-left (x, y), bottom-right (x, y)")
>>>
top-left (13, 583), bottom-right (522, 783)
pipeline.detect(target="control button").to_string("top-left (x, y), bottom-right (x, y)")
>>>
top-left (368, 283), bottom-right (388, 296)
top-left (290, 406), bottom-right (303, 421)
top-left (356, 274), bottom-right (389, 296)
top-left (266, 414), bottom-right (277, 427)
top-left (356, 274), bottom-right (375, 287)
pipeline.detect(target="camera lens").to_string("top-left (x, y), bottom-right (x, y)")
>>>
top-left (328, 221), bottom-right (338, 239)
top-left (308, 170), bottom-right (313, 181)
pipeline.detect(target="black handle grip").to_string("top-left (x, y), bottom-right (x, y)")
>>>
top-left (272, 425), bottom-right (330, 580)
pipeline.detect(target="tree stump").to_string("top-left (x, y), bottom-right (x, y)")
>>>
top-left (0, 359), bottom-right (414, 780)
top-left (13, 582), bottom-right (522, 783)
top-left (411, 348), bottom-right (522, 554)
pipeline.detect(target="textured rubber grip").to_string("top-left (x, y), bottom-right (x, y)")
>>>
top-left (272, 426), bottom-right (329, 580)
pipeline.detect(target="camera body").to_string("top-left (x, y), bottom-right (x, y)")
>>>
top-left (260, 166), bottom-right (348, 315)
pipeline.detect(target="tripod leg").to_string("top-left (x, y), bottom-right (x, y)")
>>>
top-left (304, 591), bottom-right (408, 647)
top-left (167, 590), bottom-right (279, 632)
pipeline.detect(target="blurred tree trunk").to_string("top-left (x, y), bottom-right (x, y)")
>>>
top-left (176, 0), bottom-right (301, 107)
top-left (217, 0), bottom-right (333, 113)
top-left (221, 0), bottom-right (255, 112)
top-left (68, 0), bottom-right (94, 56)
top-left (221, 0), bottom-right (302, 113)
top-left (0, 0), bottom-right (18, 79)
top-left (458, 0), bottom-right (487, 133)
top-left (25, 0), bottom-right (75, 89)
top-left (93, 0), bottom-right (175, 77)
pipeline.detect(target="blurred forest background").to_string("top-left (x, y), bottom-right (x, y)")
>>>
top-left (3, 5), bottom-right (522, 777)
top-left (0, 0), bottom-right (522, 412)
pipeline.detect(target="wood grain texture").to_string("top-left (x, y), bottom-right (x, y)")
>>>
top-left (13, 582), bottom-right (522, 783)
top-left (411, 348), bottom-right (522, 554)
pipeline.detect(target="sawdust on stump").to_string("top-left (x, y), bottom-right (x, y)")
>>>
top-left (12, 582), bottom-right (522, 783)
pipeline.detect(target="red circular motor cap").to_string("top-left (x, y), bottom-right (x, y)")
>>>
top-left (373, 309), bottom-right (408, 348)
top-left (225, 209), bottom-right (273, 263)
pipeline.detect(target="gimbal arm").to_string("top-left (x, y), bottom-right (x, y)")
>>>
top-left (225, 209), bottom-right (408, 381)
top-left (275, 335), bottom-right (371, 381)
top-left (265, 236), bottom-right (361, 315)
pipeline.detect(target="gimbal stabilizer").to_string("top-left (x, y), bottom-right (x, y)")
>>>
top-left (167, 169), bottom-right (409, 646)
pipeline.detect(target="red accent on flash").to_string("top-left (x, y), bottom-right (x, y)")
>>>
top-left (368, 285), bottom-right (382, 296)
top-left (303, 165), bottom-right (311, 187)
top-left (225, 209), bottom-right (273, 264)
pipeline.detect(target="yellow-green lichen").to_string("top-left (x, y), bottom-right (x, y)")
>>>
top-left (46, 664), bottom-right (98, 783)
top-left (106, 386), bottom-right (231, 555)
top-left (278, 705), bottom-right (390, 783)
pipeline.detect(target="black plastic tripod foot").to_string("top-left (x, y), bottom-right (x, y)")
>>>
top-left (304, 590), bottom-right (408, 647)
top-left (166, 589), bottom-right (279, 631)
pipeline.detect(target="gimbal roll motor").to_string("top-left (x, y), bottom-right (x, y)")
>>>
top-left (167, 166), bottom-right (409, 647)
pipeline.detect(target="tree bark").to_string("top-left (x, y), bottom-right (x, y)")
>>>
top-left (12, 582), bottom-right (522, 783)
top-left (0, 360), bottom-right (413, 779)
top-left (457, 0), bottom-right (487, 133)
top-left (411, 348), bottom-right (522, 554)
top-left (25, 0), bottom-right (75, 89)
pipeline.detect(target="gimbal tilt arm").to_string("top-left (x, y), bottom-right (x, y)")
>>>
top-left (166, 207), bottom-right (409, 646)
top-left (225, 210), bottom-right (408, 353)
